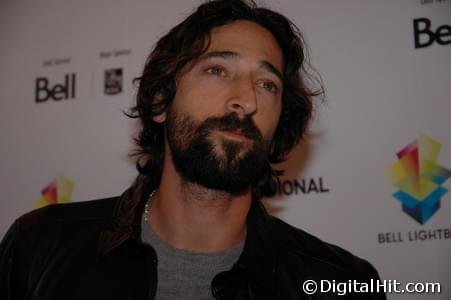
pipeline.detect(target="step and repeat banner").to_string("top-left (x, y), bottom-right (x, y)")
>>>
top-left (0, 0), bottom-right (450, 298)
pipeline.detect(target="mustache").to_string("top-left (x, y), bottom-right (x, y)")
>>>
top-left (198, 113), bottom-right (262, 141)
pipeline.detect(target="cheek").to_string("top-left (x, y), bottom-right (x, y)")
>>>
top-left (173, 77), bottom-right (227, 119)
top-left (256, 105), bottom-right (282, 140)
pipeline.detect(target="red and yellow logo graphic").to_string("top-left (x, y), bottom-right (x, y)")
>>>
top-left (36, 176), bottom-right (75, 208)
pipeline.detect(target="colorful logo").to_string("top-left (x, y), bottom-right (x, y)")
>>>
top-left (388, 134), bottom-right (451, 224)
top-left (36, 176), bottom-right (75, 208)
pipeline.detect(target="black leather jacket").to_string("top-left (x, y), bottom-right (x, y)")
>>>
top-left (0, 177), bottom-right (386, 300)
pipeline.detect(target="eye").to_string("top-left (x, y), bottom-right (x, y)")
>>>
top-left (206, 66), bottom-right (226, 76)
top-left (257, 80), bottom-right (279, 94)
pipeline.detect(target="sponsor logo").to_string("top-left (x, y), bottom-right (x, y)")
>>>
top-left (35, 73), bottom-right (76, 103)
top-left (388, 134), bottom-right (450, 225)
top-left (36, 176), bottom-right (74, 208)
top-left (104, 68), bottom-right (123, 95)
top-left (275, 177), bottom-right (329, 196)
top-left (378, 228), bottom-right (451, 243)
top-left (413, 18), bottom-right (451, 49)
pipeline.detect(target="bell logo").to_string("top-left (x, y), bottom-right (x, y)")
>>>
top-left (413, 18), bottom-right (451, 49)
top-left (35, 73), bottom-right (76, 103)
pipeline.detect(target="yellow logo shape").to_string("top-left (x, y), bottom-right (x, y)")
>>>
top-left (36, 176), bottom-right (75, 208)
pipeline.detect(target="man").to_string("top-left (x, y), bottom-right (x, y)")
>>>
top-left (0, 1), bottom-right (385, 299)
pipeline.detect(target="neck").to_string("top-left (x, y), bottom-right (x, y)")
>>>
top-left (147, 153), bottom-right (251, 253)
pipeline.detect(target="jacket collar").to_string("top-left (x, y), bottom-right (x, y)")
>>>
top-left (97, 176), bottom-right (278, 291)
top-left (97, 175), bottom-right (152, 257)
top-left (211, 199), bottom-right (278, 297)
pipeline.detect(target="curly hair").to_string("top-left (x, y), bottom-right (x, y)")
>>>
top-left (128, 0), bottom-right (323, 199)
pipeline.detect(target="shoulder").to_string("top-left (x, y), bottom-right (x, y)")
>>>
top-left (0, 197), bottom-right (122, 297)
top-left (271, 216), bottom-right (380, 280)
top-left (6, 197), bottom-right (119, 245)
top-left (1, 197), bottom-right (120, 271)
top-left (17, 197), bottom-right (118, 226)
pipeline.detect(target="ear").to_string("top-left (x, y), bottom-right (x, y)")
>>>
top-left (152, 91), bottom-right (167, 123)
top-left (152, 111), bottom-right (167, 123)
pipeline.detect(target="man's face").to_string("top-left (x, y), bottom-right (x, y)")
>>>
top-left (160, 20), bottom-right (284, 193)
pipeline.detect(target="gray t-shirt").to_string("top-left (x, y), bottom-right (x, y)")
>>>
top-left (141, 217), bottom-right (244, 300)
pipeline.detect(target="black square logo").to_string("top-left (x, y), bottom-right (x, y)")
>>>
top-left (104, 68), bottom-right (123, 95)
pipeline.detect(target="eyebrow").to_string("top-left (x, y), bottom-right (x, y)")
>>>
top-left (197, 51), bottom-right (283, 82)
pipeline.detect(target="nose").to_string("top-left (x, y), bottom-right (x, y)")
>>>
top-left (226, 78), bottom-right (257, 117)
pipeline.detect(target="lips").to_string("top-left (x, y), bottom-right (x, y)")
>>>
top-left (226, 129), bottom-right (244, 136)
top-left (217, 128), bottom-right (248, 141)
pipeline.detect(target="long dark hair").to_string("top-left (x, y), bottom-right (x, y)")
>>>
top-left (128, 0), bottom-right (323, 199)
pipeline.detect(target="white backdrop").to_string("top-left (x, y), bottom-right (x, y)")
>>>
top-left (1, 0), bottom-right (450, 299)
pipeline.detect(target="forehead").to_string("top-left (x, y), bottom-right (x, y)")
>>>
top-left (206, 20), bottom-right (284, 73)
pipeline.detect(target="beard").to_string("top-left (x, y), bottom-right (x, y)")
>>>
top-left (165, 109), bottom-right (270, 194)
